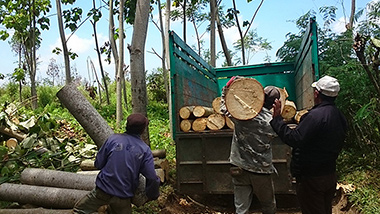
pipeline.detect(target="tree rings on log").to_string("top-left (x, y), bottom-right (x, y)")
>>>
top-left (225, 116), bottom-right (235, 129)
top-left (192, 118), bottom-right (208, 132)
top-left (212, 97), bottom-right (222, 114)
top-left (179, 106), bottom-right (195, 119)
top-left (281, 100), bottom-right (297, 120)
top-left (225, 78), bottom-right (264, 120)
top-left (207, 114), bottom-right (226, 130)
top-left (295, 109), bottom-right (308, 124)
top-left (193, 106), bottom-right (214, 117)
top-left (180, 119), bottom-right (193, 132)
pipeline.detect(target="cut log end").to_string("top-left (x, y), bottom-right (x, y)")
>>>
top-left (207, 114), bottom-right (225, 130)
top-left (192, 118), bottom-right (208, 132)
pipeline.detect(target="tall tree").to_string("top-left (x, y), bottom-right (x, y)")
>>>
top-left (210, 0), bottom-right (216, 66)
top-left (128, 0), bottom-right (151, 144)
top-left (0, 0), bottom-right (51, 109)
top-left (116, 0), bottom-right (125, 128)
top-left (56, 0), bottom-right (71, 84)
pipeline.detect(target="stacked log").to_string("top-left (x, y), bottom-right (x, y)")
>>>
top-left (179, 98), bottom-right (234, 132)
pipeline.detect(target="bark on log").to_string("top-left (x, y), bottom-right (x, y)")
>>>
top-left (212, 97), bottom-right (222, 114)
top-left (151, 149), bottom-right (167, 159)
top-left (0, 183), bottom-right (88, 209)
top-left (207, 114), bottom-right (225, 130)
top-left (19, 168), bottom-right (148, 207)
top-left (179, 106), bottom-right (195, 119)
top-left (180, 119), bottom-right (193, 132)
top-left (56, 82), bottom-right (114, 148)
top-left (20, 168), bottom-right (96, 191)
top-left (193, 106), bottom-right (214, 117)
top-left (281, 100), bottom-right (297, 120)
top-left (79, 159), bottom-right (97, 171)
top-left (192, 118), bottom-right (208, 132)
top-left (0, 208), bottom-right (73, 214)
top-left (225, 78), bottom-right (265, 120)
top-left (225, 116), bottom-right (234, 130)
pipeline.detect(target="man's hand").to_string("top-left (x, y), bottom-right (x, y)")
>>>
top-left (272, 98), bottom-right (282, 118)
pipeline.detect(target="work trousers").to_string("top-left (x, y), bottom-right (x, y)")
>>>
top-left (232, 169), bottom-right (276, 214)
top-left (296, 172), bottom-right (337, 214)
top-left (73, 187), bottom-right (132, 214)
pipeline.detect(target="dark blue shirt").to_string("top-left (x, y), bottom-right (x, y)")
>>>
top-left (95, 133), bottom-right (160, 199)
top-left (270, 100), bottom-right (347, 177)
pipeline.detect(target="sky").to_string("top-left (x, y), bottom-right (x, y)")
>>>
top-left (0, 0), bottom-right (373, 86)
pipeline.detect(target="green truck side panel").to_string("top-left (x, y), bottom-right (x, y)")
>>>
top-left (169, 18), bottom-right (319, 195)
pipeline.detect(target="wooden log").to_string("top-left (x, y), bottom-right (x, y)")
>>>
top-left (281, 100), bottom-right (297, 120)
top-left (0, 208), bottom-right (74, 214)
top-left (225, 116), bottom-right (235, 129)
top-left (277, 87), bottom-right (289, 114)
top-left (225, 78), bottom-right (265, 120)
top-left (0, 126), bottom-right (26, 142)
top-left (212, 97), bottom-right (222, 114)
top-left (207, 114), bottom-right (225, 130)
top-left (179, 106), bottom-right (195, 119)
top-left (180, 119), bottom-right (193, 132)
top-left (151, 149), bottom-right (166, 158)
top-left (6, 138), bottom-right (17, 149)
top-left (20, 168), bottom-right (96, 191)
top-left (295, 109), bottom-right (308, 124)
top-left (56, 82), bottom-right (114, 149)
top-left (192, 118), bottom-right (208, 132)
top-left (154, 158), bottom-right (170, 180)
top-left (79, 159), bottom-right (97, 171)
top-left (0, 183), bottom-right (89, 209)
top-left (193, 106), bottom-right (214, 117)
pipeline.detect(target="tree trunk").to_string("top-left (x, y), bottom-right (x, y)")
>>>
top-left (216, 5), bottom-right (232, 66)
top-left (183, 0), bottom-right (186, 42)
top-left (347, 0), bottom-right (356, 30)
top-left (0, 183), bottom-right (88, 209)
top-left (91, 1), bottom-right (110, 105)
top-left (56, 0), bottom-right (71, 84)
top-left (56, 82), bottom-right (114, 148)
top-left (165, 0), bottom-right (173, 137)
top-left (232, 0), bottom-right (245, 65)
top-left (116, 0), bottom-right (125, 129)
top-left (129, 0), bottom-right (151, 144)
top-left (210, 0), bottom-right (216, 67)
top-left (20, 168), bottom-right (96, 191)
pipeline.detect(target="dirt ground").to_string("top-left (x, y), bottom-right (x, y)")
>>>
top-left (158, 186), bottom-right (360, 214)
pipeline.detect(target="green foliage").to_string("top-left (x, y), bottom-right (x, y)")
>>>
top-left (341, 170), bottom-right (380, 214)
top-left (147, 68), bottom-right (167, 103)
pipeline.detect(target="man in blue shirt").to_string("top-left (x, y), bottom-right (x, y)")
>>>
top-left (270, 76), bottom-right (347, 214)
top-left (73, 113), bottom-right (160, 214)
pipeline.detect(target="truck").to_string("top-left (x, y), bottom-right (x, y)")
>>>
top-left (169, 18), bottom-right (319, 196)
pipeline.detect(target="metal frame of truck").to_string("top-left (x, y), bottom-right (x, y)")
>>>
top-left (169, 18), bottom-right (319, 195)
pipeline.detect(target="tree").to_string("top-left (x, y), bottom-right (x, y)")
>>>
top-left (227, 0), bottom-right (264, 65)
top-left (0, 0), bottom-right (52, 109)
top-left (128, 0), bottom-right (151, 144)
top-left (116, 0), bottom-right (125, 128)
top-left (47, 58), bottom-right (61, 86)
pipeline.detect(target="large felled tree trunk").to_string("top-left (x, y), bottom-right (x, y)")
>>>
top-left (56, 82), bottom-right (114, 148)
top-left (129, 0), bottom-right (151, 144)
top-left (0, 183), bottom-right (88, 209)
top-left (0, 208), bottom-right (72, 214)
top-left (20, 168), bottom-right (96, 191)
